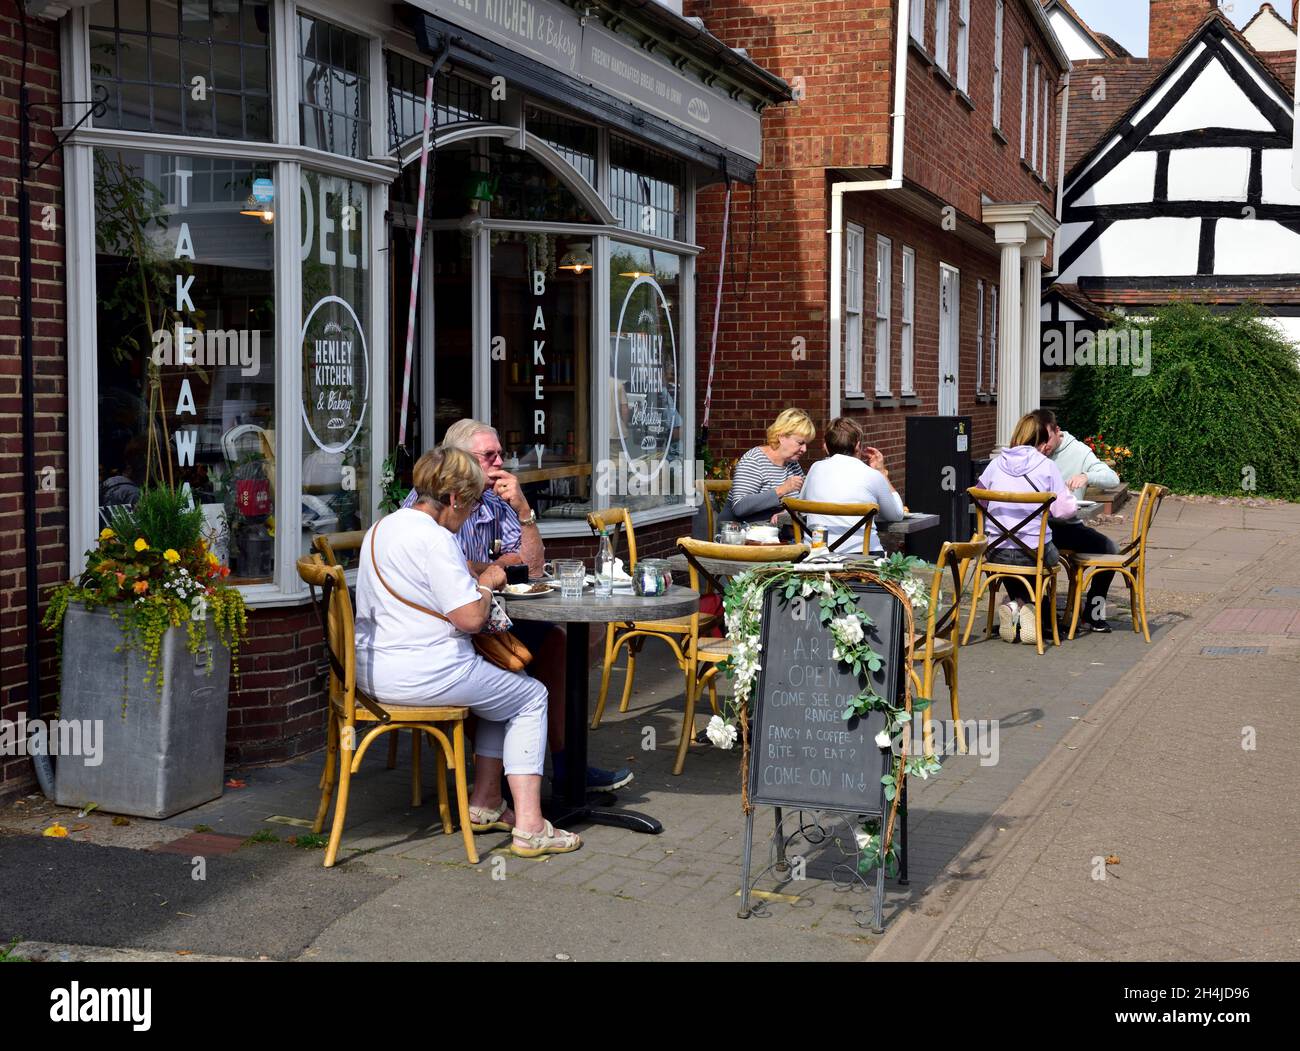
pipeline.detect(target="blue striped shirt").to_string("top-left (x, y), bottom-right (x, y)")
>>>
top-left (400, 487), bottom-right (522, 563)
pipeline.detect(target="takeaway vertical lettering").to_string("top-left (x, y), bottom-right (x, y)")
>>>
top-left (172, 166), bottom-right (198, 470)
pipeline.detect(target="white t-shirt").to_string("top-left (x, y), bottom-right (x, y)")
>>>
top-left (800, 454), bottom-right (905, 554)
top-left (354, 508), bottom-right (483, 702)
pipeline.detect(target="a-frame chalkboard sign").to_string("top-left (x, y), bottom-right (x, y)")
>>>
top-left (739, 576), bottom-right (908, 932)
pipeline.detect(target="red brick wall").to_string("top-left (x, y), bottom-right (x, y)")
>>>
top-left (0, 2), bottom-right (68, 801)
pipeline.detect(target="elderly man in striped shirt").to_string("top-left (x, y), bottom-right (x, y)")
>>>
top-left (403, 419), bottom-right (632, 793)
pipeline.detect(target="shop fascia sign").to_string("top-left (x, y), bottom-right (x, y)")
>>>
top-left (410, 0), bottom-right (762, 162)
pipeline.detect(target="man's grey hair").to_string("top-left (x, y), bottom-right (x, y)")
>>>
top-left (441, 418), bottom-right (498, 453)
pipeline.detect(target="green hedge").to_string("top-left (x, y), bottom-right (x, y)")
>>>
top-left (1060, 303), bottom-right (1300, 501)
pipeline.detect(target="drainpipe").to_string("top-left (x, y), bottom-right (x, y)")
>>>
top-left (1051, 70), bottom-right (1070, 278)
top-left (828, 0), bottom-right (909, 420)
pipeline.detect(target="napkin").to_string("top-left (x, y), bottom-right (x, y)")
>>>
top-left (589, 557), bottom-right (634, 586)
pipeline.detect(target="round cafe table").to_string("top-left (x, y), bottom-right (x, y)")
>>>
top-left (502, 583), bottom-right (699, 835)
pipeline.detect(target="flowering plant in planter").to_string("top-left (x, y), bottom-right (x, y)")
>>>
top-left (43, 486), bottom-right (248, 711)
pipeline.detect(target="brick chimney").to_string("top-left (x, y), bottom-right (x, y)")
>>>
top-left (1148, 0), bottom-right (1218, 62)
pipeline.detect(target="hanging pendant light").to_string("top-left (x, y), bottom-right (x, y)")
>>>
top-left (558, 241), bottom-right (594, 274)
top-left (239, 194), bottom-right (274, 224)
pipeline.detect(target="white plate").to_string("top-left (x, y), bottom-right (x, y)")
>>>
top-left (502, 583), bottom-right (557, 598)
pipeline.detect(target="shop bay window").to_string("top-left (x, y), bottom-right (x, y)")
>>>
top-left (300, 170), bottom-right (374, 561)
top-left (93, 148), bottom-right (276, 583)
top-left (299, 13), bottom-right (370, 160)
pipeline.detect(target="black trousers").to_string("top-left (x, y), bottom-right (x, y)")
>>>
top-left (1050, 520), bottom-right (1118, 620)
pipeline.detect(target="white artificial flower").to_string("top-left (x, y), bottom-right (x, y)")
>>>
top-left (706, 715), bottom-right (738, 750)
top-left (832, 615), bottom-right (864, 645)
top-left (854, 828), bottom-right (878, 852)
top-left (874, 730), bottom-right (892, 748)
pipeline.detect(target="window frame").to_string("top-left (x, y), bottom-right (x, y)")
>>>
top-left (1041, 76), bottom-right (1051, 180)
top-left (989, 283), bottom-right (999, 394)
top-left (955, 0), bottom-right (970, 94)
top-left (992, 0), bottom-right (1004, 129)
top-left (975, 277), bottom-right (985, 394)
top-left (845, 222), bottom-right (865, 396)
top-left (1020, 44), bottom-right (1029, 159)
top-left (1031, 61), bottom-right (1040, 171)
top-left (900, 245), bottom-right (915, 397)
top-left (935, 0), bottom-right (950, 73)
top-left (874, 234), bottom-right (893, 398)
top-left (910, 0), bottom-right (926, 45)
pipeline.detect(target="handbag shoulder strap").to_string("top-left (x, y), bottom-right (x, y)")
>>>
top-left (369, 517), bottom-right (454, 625)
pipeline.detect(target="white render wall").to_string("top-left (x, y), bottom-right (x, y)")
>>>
top-left (1152, 57), bottom-right (1274, 134)
top-left (1074, 152), bottom-right (1158, 206)
top-left (1059, 217), bottom-right (1203, 282)
top-left (1214, 218), bottom-right (1300, 273)
top-left (1046, 6), bottom-right (1107, 61)
top-left (1166, 147), bottom-right (1251, 202)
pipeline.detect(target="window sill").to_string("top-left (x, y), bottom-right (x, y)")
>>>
top-left (977, 392), bottom-right (997, 404)
top-left (844, 393), bottom-right (871, 410)
top-left (908, 37), bottom-right (934, 66)
top-left (932, 64), bottom-right (956, 92)
top-left (873, 395), bottom-right (900, 409)
top-left (955, 89), bottom-right (975, 112)
top-left (899, 394), bottom-right (921, 407)
top-left (992, 126), bottom-right (1008, 145)
top-left (238, 583), bottom-right (313, 610)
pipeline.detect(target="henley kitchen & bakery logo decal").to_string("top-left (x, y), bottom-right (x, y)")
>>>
top-left (301, 295), bottom-right (369, 453)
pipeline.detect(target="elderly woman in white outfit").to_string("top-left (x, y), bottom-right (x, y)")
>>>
top-left (354, 447), bottom-right (580, 858)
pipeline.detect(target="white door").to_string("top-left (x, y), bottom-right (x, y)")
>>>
top-left (938, 264), bottom-right (960, 416)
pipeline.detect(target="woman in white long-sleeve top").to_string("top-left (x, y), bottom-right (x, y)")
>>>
top-left (801, 417), bottom-right (904, 556)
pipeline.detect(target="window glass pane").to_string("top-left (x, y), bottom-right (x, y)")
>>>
top-left (93, 148), bottom-right (276, 583)
top-left (299, 14), bottom-right (370, 160)
top-left (608, 242), bottom-right (684, 512)
top-left (527, 105), bottom-right (597, 188)
top-left (489, 233), bottom-right (595, 519)
top-left (301, 171), bottom-right (374, 563)
top-left (480, 137), bottom-right (598, 224)
top-left (91, 0), bottom-right (270, 139)
top-left (610, 135), bottom-right (684, 241)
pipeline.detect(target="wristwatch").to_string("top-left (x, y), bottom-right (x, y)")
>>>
top-left (517, 509), bottom-right (537, 527)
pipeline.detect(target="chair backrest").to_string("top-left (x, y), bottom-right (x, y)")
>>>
top-left (967, 487), bottom-right (1055, 566)
top-left (676, 536), bottom-right (808, 599)
top-left (313, 530), bottom-right (367, 567)
top-left (1128, 482), bottom-right (1170, 554)
top-left (919, 537), bottom-right (988, 655)
top-left (698, 479), bottom-right (732, 539)
top-left (297, 554), bottom-right (356, 718)
top-left (586, 507), bottom-right (637, 567)
top-left (782, 497), bottom-right (880, 554)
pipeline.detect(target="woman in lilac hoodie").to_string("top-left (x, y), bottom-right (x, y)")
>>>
top-left (977, 413), bottom-right (1076, 644)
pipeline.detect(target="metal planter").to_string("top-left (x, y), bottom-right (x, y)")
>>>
top-left (54, 603), bottom-right (231, 819)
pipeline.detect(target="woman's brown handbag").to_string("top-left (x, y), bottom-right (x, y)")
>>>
top-left (369, 521), bottom-right (533, 674)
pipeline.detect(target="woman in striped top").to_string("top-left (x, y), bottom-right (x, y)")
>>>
top-left (721, 408), bottom-right (816, 526)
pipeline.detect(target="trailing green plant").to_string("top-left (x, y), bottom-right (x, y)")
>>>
top-left (43, 485), bottom-right (248, 715)
top-left (1062, 303), bottom-right (1300, 500)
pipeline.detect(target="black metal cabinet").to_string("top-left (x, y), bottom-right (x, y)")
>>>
top-left (904, 415), bottom-right (973, 563)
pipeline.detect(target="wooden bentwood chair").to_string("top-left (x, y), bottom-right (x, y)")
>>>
top-left (314, 531), bottom-right (406, 773)
top-left (675, 536), bottom-right (810, 774)
top-left (961, 489), bottom-right (1060, 655)
top-left (586, 508), bottom-right (722, 733)
top-left (698, 479), bottom-right (732, 540)
top-left (1060, 482), bottom-right (1169, 642)
top-left (297, 554), bottom-right (478, 868)
top-left (908, 538), bottom-right (987, 755)
top-left (783, 498), bottom-right (880, 554)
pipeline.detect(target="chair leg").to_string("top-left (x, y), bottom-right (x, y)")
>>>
top-left (618, 640), bottom-right (639, 713)
top-left (1136, 567), bottom-right (1152, 643)
top-left (707, 670), bottom-right (719, 717)
top-left (961, 576), bottom-right (986, 645)
top-left (410, 730), bottom-right (423, 807)
top-left (323, 728), bottom-right (354, 869)
top-left (313, 711), bottom-right (340, 836)
top-left (1068, 566), bottom-right (1086, 640)
top-left (433, 738), bottom-right (451, 834)
top-left (920, 658), bottom-right (936, 757)
top-left (451, 721), bottom-right (479, 865)
top-left (386, 732), bottom-right (399, 769)
top-left (1049, 575), bottom-right (1060, 648)
top-left (984, 578), bottom-right (1000, 639)
top-left (1031, 579), bottom-right (1046, 655)
top-left (592, 625), bottom-right (618, 729)
top-left (674, 655), bottom-right (699, 776)
top-left (944, 656), bottom-right (965, 754)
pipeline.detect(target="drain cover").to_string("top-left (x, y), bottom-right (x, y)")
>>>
top-left (1200, 646), bottom-right (1268, 656)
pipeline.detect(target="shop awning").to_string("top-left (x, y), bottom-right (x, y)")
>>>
top-left (402, 0), bottom-right (791, 181)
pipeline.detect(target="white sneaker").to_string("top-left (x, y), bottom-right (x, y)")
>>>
top-left (997, 601), bottom-right (1021, 643)
top-left (1018, 604), bottom-right (1039, 646)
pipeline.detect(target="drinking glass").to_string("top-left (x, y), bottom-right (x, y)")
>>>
top-left (556, 559), bottom-right (585, 599)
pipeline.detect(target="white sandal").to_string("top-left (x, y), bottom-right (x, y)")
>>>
top-left (468, 802), bottom-right (512, 833)
top-left (510, 820), bottom-right (582, 858)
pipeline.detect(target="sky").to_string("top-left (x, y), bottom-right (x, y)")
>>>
top-left (1064, 0), bottom-right (1260, 57)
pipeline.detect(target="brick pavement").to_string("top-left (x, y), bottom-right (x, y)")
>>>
top-left (873, 497), bottom-right (1300, 961)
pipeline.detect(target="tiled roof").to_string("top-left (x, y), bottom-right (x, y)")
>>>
top-left (1045, 282), bottom-right (1109, 319)
top-left (1081, 285), bottom-right (1300, 307)
top-left (1063, 58), bottom-right (1160, 176)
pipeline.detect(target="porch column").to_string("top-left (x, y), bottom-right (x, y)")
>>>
top-left (994, 223), bottom-right (1026, 449)
top-left (1020, 238), bottom-right (1047, 415)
